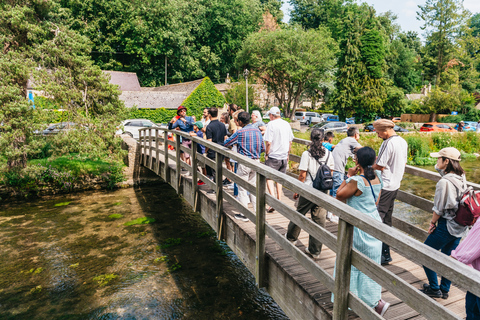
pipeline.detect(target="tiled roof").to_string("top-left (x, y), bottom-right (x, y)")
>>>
top-left (119, 91), bottom-right (188, 109)
top-left (103, 71), bottom-right (141, 91)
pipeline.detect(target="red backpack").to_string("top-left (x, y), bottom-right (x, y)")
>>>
top-left (444, 176), bottom-right (480, 226)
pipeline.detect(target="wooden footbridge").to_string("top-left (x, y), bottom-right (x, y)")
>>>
top-left (133, 128), bottom-right (480, 320)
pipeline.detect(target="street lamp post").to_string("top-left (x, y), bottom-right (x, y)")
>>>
top-left (243, 69), bottom-right (249, 112)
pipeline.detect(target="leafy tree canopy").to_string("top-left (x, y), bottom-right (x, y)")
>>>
top-left (236, 27), bottom-right (338, 118)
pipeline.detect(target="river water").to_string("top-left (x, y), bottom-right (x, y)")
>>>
top-left (395, 159), bottom-right (480, 229)
top-left (0, 183), bottom-right (287, 320)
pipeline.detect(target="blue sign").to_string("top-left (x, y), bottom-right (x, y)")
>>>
top-left (451, 111), bottom-right (458, 115)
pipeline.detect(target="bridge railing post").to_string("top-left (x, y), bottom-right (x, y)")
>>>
top-left (255, 172), bottom-right (267, 288)
top-left (175, 134), bottom-right (181, 193)
top-left (215, 151), bottom-right (223, 239)
top-left (333, 218), bottom-right (354, 320)
top-left (191, 140), bottom-right (199, 212)
top-left (148, 128), bottom-right (153, 169)
top-left (142, 130), bottom-right (147, 166)
top-left (164, 130), bottom-right (170, 183)
top-left (155, 129), bottom-right (159, 174)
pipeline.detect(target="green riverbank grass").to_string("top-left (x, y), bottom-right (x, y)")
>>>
top-left (1, 154), bottom-right (125, 194)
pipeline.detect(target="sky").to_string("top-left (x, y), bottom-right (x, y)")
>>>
top-left (281, 0), bottom-right (480, 37)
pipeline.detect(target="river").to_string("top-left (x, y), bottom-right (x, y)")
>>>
top-left (395, 159), bottom-right (480, 229)
top-left (0, 183), bottom-right (287, 320)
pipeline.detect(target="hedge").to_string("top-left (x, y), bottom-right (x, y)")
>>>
top-left (128, 77), bottom-right (226, 123)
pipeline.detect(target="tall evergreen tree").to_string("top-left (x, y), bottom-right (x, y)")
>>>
top-left (417, 0), bottom-right (468, 85)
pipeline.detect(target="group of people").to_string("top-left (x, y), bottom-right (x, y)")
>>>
top-left (168, 105), bottom-right (479, 318)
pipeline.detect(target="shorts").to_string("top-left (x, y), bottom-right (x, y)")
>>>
top-left (181, 139), bottom-right (192, 159)
top-left (265, 157), bottom-right (288, 174)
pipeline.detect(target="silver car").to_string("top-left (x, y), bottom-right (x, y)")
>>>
top-left (116, 119), bottom-right (158, 139)
top-left (309, 121), bottom-right (348, 133)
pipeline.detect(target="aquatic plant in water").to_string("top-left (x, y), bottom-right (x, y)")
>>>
top-left (92, 274), bottom-right (118, 286)
top-left (108, 214), bottom-right (123, 219)
top-left (54, 202), bottom-right (71, 207)
top-left (123, 217), bottom-right (155, 226)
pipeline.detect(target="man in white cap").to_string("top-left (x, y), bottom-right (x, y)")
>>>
top-left (263, 106), bottom-right (294, 212)
top-left (372, 119), bottom-right (408, 265)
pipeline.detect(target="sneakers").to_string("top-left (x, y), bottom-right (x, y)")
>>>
top-left (422, 284), bottom-right (448, 299)
top-left (326, 211), bottom-right (339, 223)
top-left (207, 189), bottom-right (216, 194)
top-left (284, 233), bottom-right (298, 245)
top-left (381, 255), bottom-right (393, 265)
top-left (222, 178), bottom-right (233, 186)
top-left (374, 299), bottom-right (390, 316)
top-left (197, 181), bottom-right (205, 186)
top-left (234, 213), bottom-right (249, 222)
top-left (305, 247), bottom-right (320, 259)
top-left (420, 284), bottom-right (443, 298)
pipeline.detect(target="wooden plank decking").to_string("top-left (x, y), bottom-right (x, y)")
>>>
top-left (197, 178), bottom-right (467, 320)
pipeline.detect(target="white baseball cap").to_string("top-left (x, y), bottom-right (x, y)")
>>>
top-left (430, 147), bottom-right (461, 161)
top-left (267, 106), bottom-right (281, 116)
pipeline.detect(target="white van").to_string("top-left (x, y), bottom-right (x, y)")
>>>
top-left (294, 111), bottom-right (322, 125)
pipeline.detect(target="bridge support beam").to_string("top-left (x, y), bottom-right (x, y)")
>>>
top-left (215, 152), bottom-right (223, 240)
top-left (255, 173), bottom-right (267, 288)
top-left (333, 219), bottom-right (354, 320)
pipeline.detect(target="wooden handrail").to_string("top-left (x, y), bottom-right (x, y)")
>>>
top-left (138, 128), bottom-right (479, 320)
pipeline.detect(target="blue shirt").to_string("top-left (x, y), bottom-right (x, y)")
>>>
top-left (196, 131), bottom-right (205, 154)
top-left (224, 124), bottom-right (265, 159)
top-left (323, 142), bottom-right (334, 151)
top-left (172, 116), bottom-right (195, 132)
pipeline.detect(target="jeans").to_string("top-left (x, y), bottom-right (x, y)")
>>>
top-left (233, 162), bottom-right (239, 196)
top-left (331, 171), bottom-right (344, 198)
top-left (237, 162), bottom-right (257, 210)
top-left (423, 218), bottom-right (461, 292)
top-left (466, 292), bottom-right (480, 320)
top-left (286, 192), bottom-right (327, 255)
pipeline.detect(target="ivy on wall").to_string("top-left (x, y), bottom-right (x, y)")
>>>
top-left (128, 77), bottom-right (226, 123)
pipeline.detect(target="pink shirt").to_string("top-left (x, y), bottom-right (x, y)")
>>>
top-left (451, 219), bottom-right (480, 271)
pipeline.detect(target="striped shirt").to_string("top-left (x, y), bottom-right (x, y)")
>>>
top-left (451, 220), bottom-right (480, 271)
top-left (224, 124), bottom-right (265, 159)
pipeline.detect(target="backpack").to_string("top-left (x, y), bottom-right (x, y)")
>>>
top-left (444, 175), bottom-right (480, 226)
top-left (308, 151), bottom-right (333, 191)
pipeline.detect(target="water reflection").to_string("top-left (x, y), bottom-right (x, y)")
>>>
top-left (0, 183), bottom-right (287, 319)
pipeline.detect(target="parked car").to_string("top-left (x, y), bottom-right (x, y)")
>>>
top-left (462, 121), bottom-right (478, 131)
top-left (419, 122), bottom-right (456, 132)
top-left (364, 124), bottom-right (409, 133)
top-left (392, 117), bottom-right (401, 123)
top-left (117, 119), bottom-right (159, 139)
top-left (326, 115), bottom-right (339, 121)
top-left (294, 111), bottom-right (322, 125)
top-left (345, 117), bottom-right (355, 124)
top-left (309, 121), bottom-right (348, 133)
top-left (42, 122), bottom-right (78, 136)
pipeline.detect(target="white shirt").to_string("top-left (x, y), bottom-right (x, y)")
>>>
top-left (376, 135), bottom-right (408, 191)
top-left (264, 118), bottom-right (294, 160)
top-left (299, 150), bottom-right (335, 187)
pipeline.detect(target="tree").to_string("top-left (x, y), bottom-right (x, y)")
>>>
top-left (236, 27), bottom-right (338, 118)
top-left (61, 0), bottom-right (264, 86)
top-left (0, 0), bottom-right (127, 171)
top-left (330, 5), bottom-right (389, 121)
top-left (289, 0), bottom-right (350, 39)
top-left (386, 37), bottom-right (422, 92)
top-left (417, 0), bottom-right (468, 85)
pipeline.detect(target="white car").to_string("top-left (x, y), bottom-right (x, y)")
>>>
top-left (116, 119), bottom-right (158, 139)
top-left (294, 112), bottom-right (322, 125)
